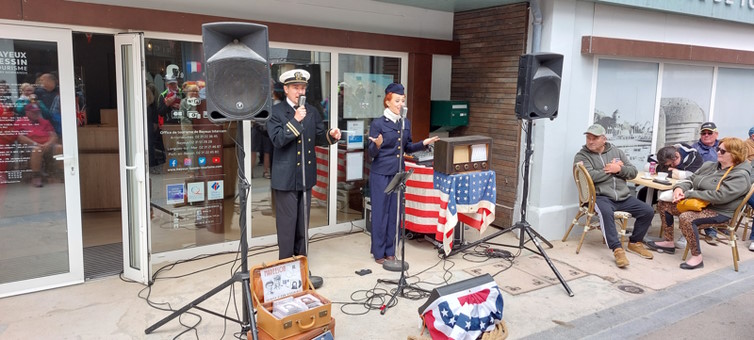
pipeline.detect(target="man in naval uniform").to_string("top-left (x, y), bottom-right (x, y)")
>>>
top-left (266, 69), bottom-right (341, 260)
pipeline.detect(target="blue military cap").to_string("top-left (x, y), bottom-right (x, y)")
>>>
top-left (384, 83), bottom-right (404, 95)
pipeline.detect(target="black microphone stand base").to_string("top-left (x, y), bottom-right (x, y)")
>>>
top-left (382, 258), bottom-right (409, 272)
top-left (310, 274), bottom-right (323, 289)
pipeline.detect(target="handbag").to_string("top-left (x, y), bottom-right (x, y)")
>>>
top-left (675, 166), bottom-right (732, 213)
top-left (676, 198), bottom-right (709, 212)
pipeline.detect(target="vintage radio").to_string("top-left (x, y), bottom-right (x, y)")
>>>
top-left (433, 135), bottom-right (493, 174)
top-left (251, 256), bottom-right (333, 340)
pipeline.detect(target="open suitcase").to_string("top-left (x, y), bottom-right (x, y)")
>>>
top-left (250, 256), bottom-right (334, 340)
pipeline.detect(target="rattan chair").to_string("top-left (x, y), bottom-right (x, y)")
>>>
top-left (735, 204), bottom-right (753, 241)
top-left (682, 184), bottom-right (754, 272)
top-left (562, 163), bottom-right (631, 254)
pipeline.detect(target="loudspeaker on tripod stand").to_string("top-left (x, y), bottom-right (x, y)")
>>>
top-left (202, 22), bottom-right (272, 122)
top-left (515, 53), bottom-right (563, 121)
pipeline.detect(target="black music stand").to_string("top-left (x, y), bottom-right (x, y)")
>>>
top-left (377, 168), bottom-right (429, 314)
top-left (443, 121), bottom-right (573, 297)
top-left (145, 125), bottom-right (260, 339)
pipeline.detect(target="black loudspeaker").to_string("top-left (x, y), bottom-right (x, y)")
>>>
top-left (202, 22), bottom-right (271, 122)
top-left (417, 274), bottom-right (496, 315)
top-left (515, 52), bottom-right (563, 120)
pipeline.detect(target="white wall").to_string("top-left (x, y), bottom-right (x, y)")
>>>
top-left (71, 0), bottom-right (454, 40)
top-left (526, 0), bottom-right (754, 240)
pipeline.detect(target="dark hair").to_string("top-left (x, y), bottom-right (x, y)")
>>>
top-left (656, 146), bottom-right (678, 165)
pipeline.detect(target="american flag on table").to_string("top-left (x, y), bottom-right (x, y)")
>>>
top-left (434, 170), bottom-right (496, 255)
top-left (420, 279), bottom-right (504, 340)
top-left (404, 161), bottom-right (444, 238)
top-left (313, 146), bottom-right (346, 202)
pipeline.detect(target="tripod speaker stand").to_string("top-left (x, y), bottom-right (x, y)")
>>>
top-left (444, 120), bottom-right (573, 297)
top-left (377, 168), bottom-right (429, 314)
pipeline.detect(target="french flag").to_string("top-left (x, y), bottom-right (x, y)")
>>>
top-left (186, 61), bottom-right (202, 74)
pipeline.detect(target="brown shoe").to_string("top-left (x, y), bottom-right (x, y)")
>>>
top-left (386, 256), bottom-right (395, 261)
top-left (613, 248), bottom-right (629, 268)
top-left (375, 258), bottom-right (385, 264)
top-left (627, 242), bottom-right (654, 259)
top-left (703, 235), bottom-right (718, 246)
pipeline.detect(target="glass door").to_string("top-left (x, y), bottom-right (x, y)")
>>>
top-left (0, 25), bottom-right (83, 297)
top-left (114, 33), bottom-right (150, 284)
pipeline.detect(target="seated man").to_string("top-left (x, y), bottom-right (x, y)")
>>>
top-left (574, 124), bottom-right (654, 268)
top-left (14, 103), bottom-right (62, 187)
top-left (638, 143), bottom-right (703, 204)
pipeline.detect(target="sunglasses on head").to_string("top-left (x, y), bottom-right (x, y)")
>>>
top-left (716, 147), bottom-right (727, 155)
top-left (701, 131), bottom-right (715, 136)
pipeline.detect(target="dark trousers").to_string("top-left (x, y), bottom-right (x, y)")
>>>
top-left (274, 189), bottom-right (312, 259)
top-left (370, 173), bottom-right (398, 259)
top-left (594, 195), bottom-right (654, 250)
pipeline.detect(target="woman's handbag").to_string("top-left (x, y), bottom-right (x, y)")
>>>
top-left (675, 166), bottom-right (732, 213)
top-left (676, 198), bottom-right (709, 212)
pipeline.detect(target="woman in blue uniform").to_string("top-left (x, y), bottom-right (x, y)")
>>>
top-left (367, 83), bottom-right (439, 264)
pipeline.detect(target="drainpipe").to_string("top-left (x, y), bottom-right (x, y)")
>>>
top-left (530, 0), bottom-right (542, 53)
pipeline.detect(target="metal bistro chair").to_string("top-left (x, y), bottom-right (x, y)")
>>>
top-left (562, 163), bottom-right (631, 254)
top-left (682, 184), bottom-right (754, 272)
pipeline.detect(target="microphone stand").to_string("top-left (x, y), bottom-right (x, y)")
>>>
top-left (383, 107), bottom-right (409, 272)
top-left (377, 107), bottom-right (428, 315)
top-left (299, 96), bottom-right (323, 289)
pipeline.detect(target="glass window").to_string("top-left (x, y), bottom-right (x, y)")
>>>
top-left (0, 38), bottom-right (69, 282)
top-left (144, 38), bottom-right (241, 252)
top-left (713, 67), bottom-right (754, 139)
top-left (336, 54), bottom-right (402, 224)
top-left (657, 64), bottom-right (713, 146)
top-left (593, 59), bottom-right (658, 166)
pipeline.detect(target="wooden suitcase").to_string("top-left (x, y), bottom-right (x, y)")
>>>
top-left (250, 256), bottom-right (333, 340)
top-left (253, 316), bottom-right (335, 340)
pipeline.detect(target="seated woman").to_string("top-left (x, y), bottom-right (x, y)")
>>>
top-left (14, 103), bottom-right (62, 187)
top-left (647, 137), bottom-right (752, 269)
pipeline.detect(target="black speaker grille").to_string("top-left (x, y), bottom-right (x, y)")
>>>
top-left (207, 58), bottom-right (269, 118)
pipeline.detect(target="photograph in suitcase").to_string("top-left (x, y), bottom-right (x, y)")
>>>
top-left (251, 256), bottom-right (333, 339)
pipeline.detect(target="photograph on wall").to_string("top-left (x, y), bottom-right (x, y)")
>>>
top-left (342, 72), bottom-right (394, 119)
top-left (656, 64), bottom-right (713, 147)
top-left (593, 59), bottom-right (658, 166)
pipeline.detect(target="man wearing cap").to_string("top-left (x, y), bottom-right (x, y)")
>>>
top-left (156, 76), bottom-right (183, 122)
top-left (267, 69), bottom-right (341, 260)
top-left (691, 122), bottom-right (720, 163)
top-left (691, 121), bottom-right (725, 243)
top-left (574, 124), bottom-right (655, 268)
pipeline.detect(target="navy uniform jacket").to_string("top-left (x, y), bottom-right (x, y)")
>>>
top-left (267, 101), bottom-right (338, 191)
top-left (368, 116), bottom-right (425, 175)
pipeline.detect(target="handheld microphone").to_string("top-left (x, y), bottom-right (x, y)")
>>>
top-left (298, 95), bottom-right (306, 109)
top-left (401, 106), bottom-right (407, 117)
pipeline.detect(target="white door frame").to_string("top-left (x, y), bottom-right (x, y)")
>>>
top-left (114, 33), bottom-right (151, 284)
top-left (0, 24), bottom-right (83, 297)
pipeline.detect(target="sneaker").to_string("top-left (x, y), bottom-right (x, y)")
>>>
top-left (627, 242), bottom-right (654, 259)
top-left (613, 248), bottom-right (629, 268)
top-left (749, 242), bottom-right (754, 252)
top-left (674, 236), bottom-right (687, 249)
